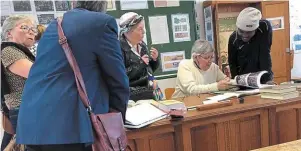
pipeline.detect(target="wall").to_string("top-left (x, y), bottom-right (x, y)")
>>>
top-left (290, 0), bottom-right (301, 79)
top-left (157, 0), bottom-right (206, 98)
top-left (292, 55), bottom-right (301, 78)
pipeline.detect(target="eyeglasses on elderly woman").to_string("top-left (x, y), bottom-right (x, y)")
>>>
top-left (20, 25), bottom-right (38, 35)
top-left (194, 53), bottom-right (215, 61)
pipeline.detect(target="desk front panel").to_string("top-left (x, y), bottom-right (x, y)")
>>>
top-left (182, 109), bottom-right (268, 151)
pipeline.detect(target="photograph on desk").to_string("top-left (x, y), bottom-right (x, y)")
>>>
top-left (230, 70), bottom-right (270, 89)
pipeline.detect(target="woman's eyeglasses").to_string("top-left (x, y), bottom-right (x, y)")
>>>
top-left (20, 25), bottom-right (38, 35)
top-left (199, 55), bottom-right (214, 60)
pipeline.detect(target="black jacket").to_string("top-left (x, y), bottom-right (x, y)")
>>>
top-left (228, 19), bottom-right (273, 83)
top-left (120, 35), bottom-right (160, 87)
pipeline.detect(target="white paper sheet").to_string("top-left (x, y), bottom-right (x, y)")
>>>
top-left (149, 15), bottom-right (170, 44)
top-left (290, 0), bottom-right (301, 79)
top-left (1, 1), bottom-right (11, 15)
top-left (120, 0), bottom-right (148, 10)
top-left (171, 14), bottom-right (191, 42)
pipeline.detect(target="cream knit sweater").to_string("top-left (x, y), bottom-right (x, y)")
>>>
top-left (172, 59), bottom-right (226, 98)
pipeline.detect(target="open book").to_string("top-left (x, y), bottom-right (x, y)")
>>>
top-left (125, 101), bottom-right (168, 129)
top-left (230, 71), bottom-right (270, 89)
top-left (204, 89), bottom-right (260, 105)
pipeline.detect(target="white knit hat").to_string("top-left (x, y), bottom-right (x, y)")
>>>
top-left (119, 12), bottom-right (139, 27)
top-left (236, 7), bottom-right (262, 31)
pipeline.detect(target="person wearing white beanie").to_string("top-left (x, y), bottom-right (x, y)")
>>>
top-left (228, 7), bottom-right (275, 85)
top-left (236, 7), bottom-right (262, 35)
top-left (118, 12), bottom-right (161, 101)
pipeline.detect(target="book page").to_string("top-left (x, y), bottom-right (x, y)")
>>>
top-left (236, 73), bottom-right (250, 86)
top-left (247, 71), bottom-right (268, 88)
top-left (232, 71), bottom-right (268, 88)
top-left (206, 95), bottom-right (233, 102)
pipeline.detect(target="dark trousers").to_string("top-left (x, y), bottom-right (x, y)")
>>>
top-left (27, 144), bottom-right (88, 151)
top-left (27, 144), bottom-right (92, 151)
top-left (1, 131), bottom-right (13, 151)
top-left (1, 109), bottom-right (18, 151)
top-left (1, 95), bottom-right (13, 151)
top-left (9, 108), bottom-right (19, 132)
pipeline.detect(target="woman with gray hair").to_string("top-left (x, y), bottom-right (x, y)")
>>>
top-left (119, 12), bottom-right (161, 101)
top-left (1, 15), bottom-right (36, 149)
top-left (172, 40), bottom-right (231, 98)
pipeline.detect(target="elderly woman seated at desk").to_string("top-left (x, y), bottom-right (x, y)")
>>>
top-left (172, 40), bottom-right (231, 98)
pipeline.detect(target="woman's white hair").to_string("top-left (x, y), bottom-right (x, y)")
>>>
top-left (1, 15), bottom-right (35, 41)
top-left (191, 40), bottom-right (214, 58)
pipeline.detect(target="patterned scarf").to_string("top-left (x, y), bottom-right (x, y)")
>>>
top-left (119, 15), bottom-right (144, 35)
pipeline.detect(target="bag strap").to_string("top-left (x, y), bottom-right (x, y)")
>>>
top-left (56, 17), bottom-right (92, 112)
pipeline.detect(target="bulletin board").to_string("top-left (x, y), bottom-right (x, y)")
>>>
top-left (108, 0), bottom-right (196, 79)
top-left (0, 0), bottom-right (197, 80)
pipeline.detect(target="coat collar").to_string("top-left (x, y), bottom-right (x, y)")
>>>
top-left (120, 35), bottom-right (132, 52)
top-left (120, 35), bottom-right (147, 52)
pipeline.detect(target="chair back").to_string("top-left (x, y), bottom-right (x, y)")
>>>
top-left (165, 88), bottom-right (175, 100)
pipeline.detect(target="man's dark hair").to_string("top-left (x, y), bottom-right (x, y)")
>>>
top-left (75, 0), bottom-right (107, 12)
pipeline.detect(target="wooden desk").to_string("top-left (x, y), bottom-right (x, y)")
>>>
top-left (251, 139), bottom-right (301, 151)
top-left (126, 95), bottom-right (301, 151)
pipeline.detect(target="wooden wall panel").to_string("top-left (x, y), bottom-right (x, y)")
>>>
top-left (217, 121), bottom-right (231, 151)
top-left (127, 140), bottom-right (137, 151)
top-left (238, 116), bottom-right (261, 151)
top-left (149, 133), bottom-right (176, 151)
top-left (297, 109), bottom-right (301, 139)
top-left (127, 133), bottom-right (176, 151)
top-left (229, 120), bottom-right (240, 151)
top-left (276, 109), bottom-right (298, 143)
top-left (190, 115), bottom-right (262, 151)
top-left (228, 116), bottom-right (262, 151)
top-left (191, 124), bottom-right (218, 151)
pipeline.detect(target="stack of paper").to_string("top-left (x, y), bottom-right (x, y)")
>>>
top-left (260, 85), bottom-right (299, 100)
